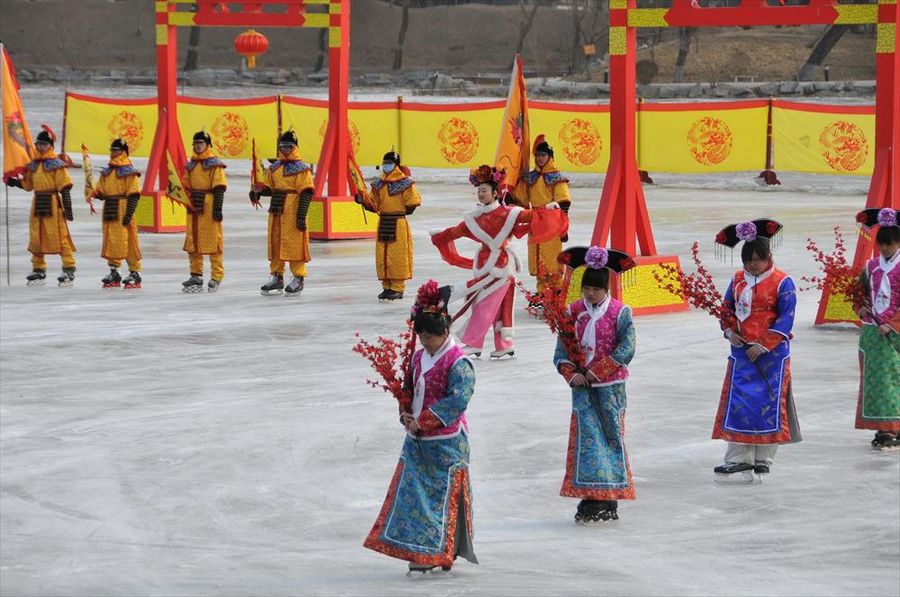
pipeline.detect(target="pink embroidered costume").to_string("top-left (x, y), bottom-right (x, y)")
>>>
top-left (853, 208), bottom-right (900, 448)
top-left (430, 165), bottom-right (568, 358)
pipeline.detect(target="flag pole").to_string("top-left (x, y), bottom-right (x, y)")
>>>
top-left (4, 184), bottom-right (9, 287)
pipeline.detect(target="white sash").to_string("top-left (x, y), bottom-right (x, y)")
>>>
top-left (873, 251), bottom-right (899, 316)
top-left (579, 296), bottom-right (611, 364)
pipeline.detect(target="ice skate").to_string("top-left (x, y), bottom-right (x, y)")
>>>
top-left (207, 279), bottom-right (221, 293)
top-left (25, 269), bottom-right (46, 286)
top-left (489, 347), bottom-right (515, 359)
top-left (753, 463), bottom-right (770, 474)
top-left (57, 268), bottom-right (75, 288)
top-left (406, 563), bottom-right (451, 576)
top-left (182, 274), bottom-right (203, 294)
top-left (872, 431), bottom-right (900, 451)
top-left (714, 462), bottom-right (760, 484)
top-left (260, 273), bottom-right (284, 296)
top-left (122, 271), bottom-right (141, 289)
top-left (284, 276), bottom-right (304, 296)
top-left (102, 268), bottom-right (121, 288)
top-left (379, 289), bottom-right (403, 301)
top-left (461, 345), bottom-right (482, 359)
top-left (575, 500), bottom-right (618, 524)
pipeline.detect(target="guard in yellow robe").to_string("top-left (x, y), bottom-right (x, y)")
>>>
top-left (354, 150), bottom-right (421, 301)
top-left (510, 135), bottom-right (571, 290)
top-left (94, 138), bottom-right (142, 288)
top-left (5, 125), bottom-right (77, 287)
top-left (182, 131), bottom-right (227, 293)
top-left (250, 130), bottom-right (314, 296)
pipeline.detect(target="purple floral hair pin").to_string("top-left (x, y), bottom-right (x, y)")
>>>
top-left (877, 208), bottom-right (897, 228)
top-left (735, 221), bottom-right (758, 242)
top-left (585, 246), bottom-right (609, 270)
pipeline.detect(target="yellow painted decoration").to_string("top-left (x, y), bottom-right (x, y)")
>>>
top-left (823, 292), bottom-right (860, 323)
top-left (156, 24), bottom-right (168, 45)
top-left (155, 1), bottom-right (167, 12)
top-left (876, 23), bottom-right (896, 54)
top-left (609, 26), bottom-right (626, 56)
top-left (329, 1), bottom-right (342, 13)
top-left (609, 0), bottom-right (627, 9)
top-left (834, 5), bottom-right (878, 25)
top-left (168, 12), bottom-right (196, 27)
top-left (300, 14), bottom-right (330, 28)
top-left (329, 26), bottom-right (342, 48)
top-left (330, 200), bottom-right (379, 234)
top-left (628, 8), bottom-right (668, 28)
top-left (622, 262), bottom-right (685, 309)
top-left (307, 200), bottom-right (325, 234)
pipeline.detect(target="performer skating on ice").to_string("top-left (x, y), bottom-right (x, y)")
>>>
top-left (354, 149), bottom-right (421, 302)
top-left (94, 138), bottom-right (143, 289)
top-left (251, 130), bottom-right (314, 296)
top-left (182, 130), bottom-right (227, 294)
top-left (553, 246), bottom-right (637, 523)
top-left (430, 165), bottom-right (568, 358)
top-left (712, 219), bottom-right (802, 481)
top-left (509, 135), bottom-right (571, 291)
top-left (5, 125), bottom-right (77, 287)
top-left (364, 281), bottom-right (478, 574)
top-left (854, 207), bottom-right (900, 450)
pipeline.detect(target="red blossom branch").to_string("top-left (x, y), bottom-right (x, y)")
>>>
top-left (653, 241), bottom-right (737, 330)
top-left (801, 226), bottom-right (867, 312)
top-left (516, 268), bottom-right (589, 372)
top-left (352, 321), bottom-right (417, 413)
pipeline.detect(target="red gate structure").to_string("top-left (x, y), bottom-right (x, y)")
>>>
top-left (596, 0), bottom-right (898, 321)
top-left (140, 0), bottom-right (369, 240)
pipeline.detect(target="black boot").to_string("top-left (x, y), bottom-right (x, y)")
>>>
top-left (57, 268), bottom-right (76, 287)
top-left (25, 269), bottom-right (46, 286)
top-left (122, 271), bottom-right (142, 289)
top-left (261, 273), bottom-right (284, 295)
top-left (714, 462), bottom-right (754, 474)
top-left (102, 268), bottom-right (121, 288)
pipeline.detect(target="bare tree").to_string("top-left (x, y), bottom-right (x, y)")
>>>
top-left (514, 0), bottom-right (540, 57)
top-left (313, 28), bottom-right (328, 73)
top-left (673, 27), bottom-right (693, 83)
top-left (183, 27), bottom-right (201, 72)
top-left (392, 0), bottom-right (411, 71)
top-left (799, 25), bottom-right (847, 81)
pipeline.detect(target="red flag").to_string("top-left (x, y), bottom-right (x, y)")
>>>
top-left (494, 54), bottom-right (530, 197)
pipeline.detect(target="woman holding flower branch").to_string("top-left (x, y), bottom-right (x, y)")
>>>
top-left (854, 208), bottom-right (900, 450)
top-left (552, 246), bottom-right (637, 524)
top-left (363, 280), bottom-right (478, 574)
top-left (712, 219), bottom-right (802, 482)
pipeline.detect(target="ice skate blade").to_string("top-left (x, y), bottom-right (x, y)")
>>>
top-left (182, 286), bottom-right (204, 294)
top-left (103, 282), bottom-right (121, 289)
top-left (123, 283), bottom-right (141, 290)
top-left (874, 444), bottom-right (900, 452)
top-left (714, 471), bottom-right (760, 484)
top-left (261, 289), bottom-right (283, 296)
top-left (207, 287), bottom-right (219, 294)
top-left (26, 280), bottom-right (45, 287)
top-left (406, 566), bottom-right (450, 577)
top-left (284, 292), bottom-right (302, 298)
top-left (489, 350), bottom-right (515, 360)
top-left (58, 281), bottom-right (74, 288)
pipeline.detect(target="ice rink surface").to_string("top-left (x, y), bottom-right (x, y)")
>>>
top-left (1, 87), bottom-right (898, 596)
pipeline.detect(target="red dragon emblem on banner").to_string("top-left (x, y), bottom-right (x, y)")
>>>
top-left (437, 117), bottom-right (479, 165)
top-left (107, 111), bottom-right (144, 153)
top-left (559, 118), bottom-right (602, 166)
top-left (686, 117), bottom-right (733, 166)
top-left (318, 119), bottom-right (361, 157)
top-left (819, 120), bottom-right (868, 173)
top-left (211, 112), bottom-right (249, 157)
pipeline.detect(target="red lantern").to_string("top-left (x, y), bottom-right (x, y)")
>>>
top-left (234, 29), bottom-right (269, 70)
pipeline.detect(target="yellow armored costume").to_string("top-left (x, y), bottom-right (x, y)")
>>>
top-left (95, 138), bottom-right (142, 288)
top-left (355, 150), bottom-right (421, 301)
top-left (252, 131), bottom-right (314, 296)
top-left (182, 131), bottom-right (227, 293)
top-left (511, 135), bottom-right (571, 290)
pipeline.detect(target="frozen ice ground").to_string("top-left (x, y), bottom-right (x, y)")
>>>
top-left (1, 89), bottom-right (898, 596)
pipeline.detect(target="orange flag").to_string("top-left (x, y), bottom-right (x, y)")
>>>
top-left (1, 44), bottom-right (34, 183)
top-left (494, 54), bottom-right (529, 197)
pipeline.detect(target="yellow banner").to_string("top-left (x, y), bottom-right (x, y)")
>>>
top-left (531, 105), bottom-right (611, 173)
top-left (401, 104), bottom-right (503, 169)
top-left (176, 97), bottom-right (278, 160)
top-left (64, 93), bottom-right (158, 158)
top-left (772, 102), bottom-right (875, 175)
top-left (2, 44), bottom-right (35, 180)
top-left (638, 103), bottom-right (768, 173)
top-left (280, 99), bottom-right (328, 164)
top-left (494, 55), bottom-right (530, 187)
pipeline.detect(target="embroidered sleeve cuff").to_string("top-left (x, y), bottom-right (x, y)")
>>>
top-left (417, 409), bottom-right (446, 432)
top-left (558, 362), bottom-right (577, 383)
top-left (762, 330), bottom-right (787, 351)
top-left (588, 356), bottom-right (620, 382)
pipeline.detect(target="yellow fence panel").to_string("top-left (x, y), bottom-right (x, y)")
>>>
top-left (177, 96), bottom-right (278, 160)
top-left (63, 93), bottom-right (158, 157)
top-left (400, 101), bottom-right (504, 169)
top-left (530, 102), bottom-right (611, 173)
